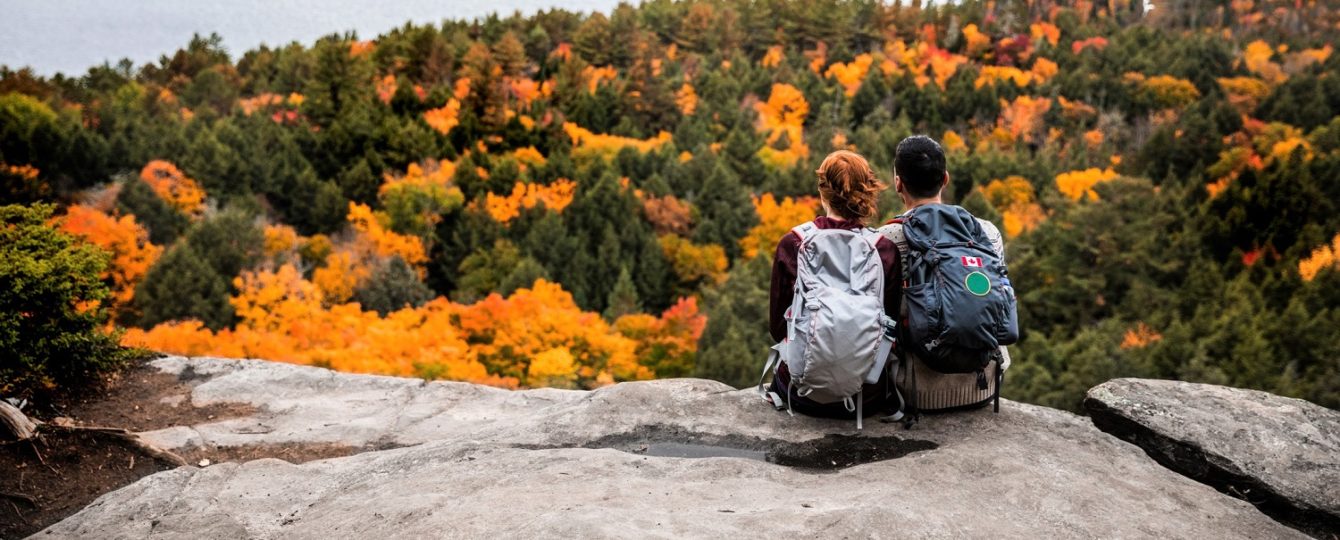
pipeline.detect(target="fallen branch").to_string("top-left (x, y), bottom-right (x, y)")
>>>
top-left (0, 401), bottom-right (38, 441)
top-left (37, 424), bottom-right (189, 468)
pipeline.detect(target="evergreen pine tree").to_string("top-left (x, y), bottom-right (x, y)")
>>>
top-left (132, 244), bottom-right (233, 330)
top-left (693, 255), bottom-right (771, 387)
top-left (603, 266), bottom-right (641, 320)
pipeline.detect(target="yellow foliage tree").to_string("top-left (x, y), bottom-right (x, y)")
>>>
top-left (659, 234), bottom-right (728, 286)
top-left (975, 66), bottom-right (1033, 89)
top-left (675, 82), bottom-right (698, 115)
top-left (981, 176), bottom-right (1045, 237)
top-left (739, 194), bottom-right (820, 259)
top-left (1299, 234), bottom-right (1340, 282)
top-left (825, 54), bottom-right (874, 96)
top-left (527, 348), bottom-right (579, 388)
top-left (1217, 77), bottom-right (1272, 112)
top-left (563, 122), bottom-right (672, 159)
top-left (1055, 167), bottom-right (1119, 201)
top-left (1138, 75), bottom-right (1202, 109)
top-left (1243, 40), bottom-right (1285, 85)
top-left (483, 180), bottom-right (577, 224)
top-left (942, 130), bottom-right (967, 152)
top-left (454, 279), bottom-right (649, 385)
top-left (754, 83), bottom-right (810, 168)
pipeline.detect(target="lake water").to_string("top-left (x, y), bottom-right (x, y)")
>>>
top-left (0, 0), bottom-right (625, 76)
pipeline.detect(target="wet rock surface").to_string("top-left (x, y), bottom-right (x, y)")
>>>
top-left (38, 357), bottom-right (1309, 538)
top-left (1086, 378), bottom-right (1340, 538)
top-left (518, 423), bottom-right (939, 471)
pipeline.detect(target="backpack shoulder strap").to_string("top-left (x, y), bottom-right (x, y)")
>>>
top-left (791, 220), bottom-right (819, 245)
top-left (877, 219), bottom-right (910, 274)
top-left (974, 217), bottom-right (1005, 260)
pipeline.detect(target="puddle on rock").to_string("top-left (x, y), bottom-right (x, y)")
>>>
top-left (518, 424), bottom-right (936, 471)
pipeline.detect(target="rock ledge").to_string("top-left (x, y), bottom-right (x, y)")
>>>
top-left (37, 358), bottom-right (1308, 539)
top-left (1086, 378), bottom-right (1339, 538)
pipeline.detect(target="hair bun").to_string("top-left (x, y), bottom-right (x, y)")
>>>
top-left (815, 150), bottom-right (885, 224)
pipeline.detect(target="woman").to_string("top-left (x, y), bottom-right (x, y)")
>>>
top-left (768, 150), bottom-right (901, 418)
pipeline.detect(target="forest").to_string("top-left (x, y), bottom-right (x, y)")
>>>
top-left (2, 0), bottom-right (1339, 412)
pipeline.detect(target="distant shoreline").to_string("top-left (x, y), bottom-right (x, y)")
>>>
top-left (0, 0), bottom-right (624, 76)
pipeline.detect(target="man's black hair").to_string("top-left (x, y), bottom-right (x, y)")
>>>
top-left (894, 135), bottom-right (947, 199)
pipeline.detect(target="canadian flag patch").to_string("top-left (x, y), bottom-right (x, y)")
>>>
top-left (961, 256), bottom-right (983, 268)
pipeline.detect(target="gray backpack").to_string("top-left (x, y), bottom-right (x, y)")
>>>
top-left (758, 221), bottom-right (897, 430)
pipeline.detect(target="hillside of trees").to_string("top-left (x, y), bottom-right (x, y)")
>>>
top-left (3, 0), bottom-right (1339, 411)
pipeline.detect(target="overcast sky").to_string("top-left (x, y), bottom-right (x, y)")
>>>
top-left (0, 0), bottom-right (624, 76)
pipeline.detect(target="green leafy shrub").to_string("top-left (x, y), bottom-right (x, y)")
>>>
top-left (0, 203), bottom-right (134, 400)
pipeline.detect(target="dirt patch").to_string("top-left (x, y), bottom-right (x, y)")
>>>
top-left (0, 358), bottom-right (392, 538)
top-left (56, 358), bottom-right (256, 432)
top-left (179, 442), bottom-right (382, 466)
top-left (0, 429), bottom-right (178, 539)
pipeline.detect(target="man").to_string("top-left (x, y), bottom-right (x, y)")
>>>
top-left (880, 135), bottom-right (1013, 418)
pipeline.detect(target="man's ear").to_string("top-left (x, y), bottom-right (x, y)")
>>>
top-left (894, 175), bottom-right (904, 194)
top-left (941, 171), bottom-right (951, 192)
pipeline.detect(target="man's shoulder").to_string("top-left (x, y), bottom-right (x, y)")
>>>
top-left (975, 217), bottom-right (1003, 239)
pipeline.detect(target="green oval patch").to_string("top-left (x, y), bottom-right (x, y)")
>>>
top-left (965, 272), bottom-right (991, 296)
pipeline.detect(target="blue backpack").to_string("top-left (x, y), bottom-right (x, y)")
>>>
top-left (886, 205), bottom-right (1018, 418)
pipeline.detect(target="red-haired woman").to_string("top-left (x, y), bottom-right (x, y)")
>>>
top-left (767, 150), bottom-right (900, 418)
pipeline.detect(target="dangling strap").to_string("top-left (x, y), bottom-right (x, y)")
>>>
top-left (856, 390), bottom-right (864, 431)
top-left (880, 355), bottom-right (906, 424)
top-left (757, 343), bottom-right (783, 397)
top-left (904, 358), bottom-right (920, 429)
top-left (866, 316), bottom-right (897, 384)
top-left (993, 359), bottom-right (1004, 413)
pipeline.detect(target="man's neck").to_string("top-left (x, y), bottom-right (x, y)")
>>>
top-left (903, 197), bottom-right (943, 211)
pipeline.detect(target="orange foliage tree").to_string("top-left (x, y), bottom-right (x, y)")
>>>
top-left (642, 194), bottom-right (693, 236)
top-left (961, 24), bottom-right (992, 56)
top-left (58, 205), bottom-right (162, 308)
top-left (123, 274), bottom-right (661, 389)
top-left (423, 99), bottom-right (462, 134)
top-left (613, 296), bottom-right (707, 377)
top-left (140, 160), bottom-right (206, 217)
top-left (451, 279), bottom-right (650, 386)
top-left (997, 96), bottom-right (1052, 145)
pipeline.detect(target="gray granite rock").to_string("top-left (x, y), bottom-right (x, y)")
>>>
top-left (36, 358), bottom-right (1306, 539)
top-left (1086, 378), bottom-right (1339, 538)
